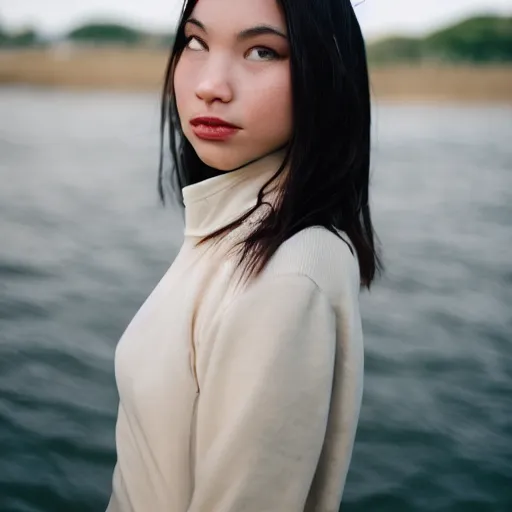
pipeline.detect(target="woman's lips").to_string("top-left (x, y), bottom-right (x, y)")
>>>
top-left (190, 117), bottom-right (241, 141)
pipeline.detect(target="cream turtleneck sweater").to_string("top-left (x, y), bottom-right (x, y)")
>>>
top-left (106, 155), bottom-right (364, 512)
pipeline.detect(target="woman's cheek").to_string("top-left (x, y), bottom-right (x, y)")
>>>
top-left (250, 75), bottom-right (292, 139)
top-left (173, 61), bottom-right (191, 123)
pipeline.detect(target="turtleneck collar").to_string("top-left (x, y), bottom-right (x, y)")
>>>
top-left (182, 151), bottom-right (287, 238)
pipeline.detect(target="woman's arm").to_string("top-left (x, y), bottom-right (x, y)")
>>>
top-left (188, 274), bottom-right (337, 512)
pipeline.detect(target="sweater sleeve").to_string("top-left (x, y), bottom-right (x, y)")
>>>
top-left (187, 274), bottom-right (337, 512)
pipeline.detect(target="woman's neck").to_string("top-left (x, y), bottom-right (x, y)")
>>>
top-left (182, 148), bottom-right (288, 238)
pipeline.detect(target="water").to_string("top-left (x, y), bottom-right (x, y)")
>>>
top-left (0, 88), bottom-right (511, 511)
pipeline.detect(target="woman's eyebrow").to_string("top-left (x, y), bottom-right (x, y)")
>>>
top-left (237, 25), bottom-right (288, 41)
top-left (185, 18), bottom-right (206, 32)
top-left (185, 18), bottom-right (287, 40)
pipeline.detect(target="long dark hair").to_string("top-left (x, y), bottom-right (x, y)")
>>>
top-left (158, 0), bottom-right (383, 290)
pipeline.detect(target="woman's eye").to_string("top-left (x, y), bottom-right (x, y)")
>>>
top-left (186, 36), bottom-right (205, 51)
top-left (246, 47), bottom-right (279, 62)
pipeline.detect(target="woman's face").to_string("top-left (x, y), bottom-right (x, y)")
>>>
top-left (174, 0), bottom-right (292, 171)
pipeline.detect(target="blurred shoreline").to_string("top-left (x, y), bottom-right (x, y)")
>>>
top-left (1, 47), bottom-right (512, 102)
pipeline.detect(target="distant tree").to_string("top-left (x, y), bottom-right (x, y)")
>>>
top-left (367, 14), bottom-right (512, 64)
top-left (423, 15), bottom-right (512, 63)
top-left (367, 36), bottom-right (423, 64)
top-left (66, 22), bottom-right (142, 45)
top-left (0, 25), bottom-right (8, 46)
top-left (0, 15), bottom-right (5, 43)
top-left (10, 28), bottom-right (38, 47)
top-left (0, 25), bottom-right (40, 47)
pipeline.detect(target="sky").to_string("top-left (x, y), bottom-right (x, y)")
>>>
top-left (1, 0), bottom-right (511, 39)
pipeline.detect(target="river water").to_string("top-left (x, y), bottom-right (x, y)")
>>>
top-left (0, 88), bottom-right (511, 511)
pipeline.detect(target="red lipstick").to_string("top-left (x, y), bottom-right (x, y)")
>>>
top-left (190, 116), bottom-right (241, 141)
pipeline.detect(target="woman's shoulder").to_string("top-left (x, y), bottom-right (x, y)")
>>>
top-left (260, 226), bottom-right (361, 300)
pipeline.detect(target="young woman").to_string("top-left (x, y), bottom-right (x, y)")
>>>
top-left (107, 0), bottom-right (382, 510)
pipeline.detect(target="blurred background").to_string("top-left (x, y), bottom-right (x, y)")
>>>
top-left (0, 1), bottom-right (511, 511)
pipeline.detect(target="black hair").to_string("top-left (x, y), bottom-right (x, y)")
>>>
top-left (158, 0), bottom-right (383, 289)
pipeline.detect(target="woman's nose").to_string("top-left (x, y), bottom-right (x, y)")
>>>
top-left (195, 65), bottom-right (234, 104)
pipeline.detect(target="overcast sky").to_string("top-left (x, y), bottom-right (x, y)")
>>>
top-left (1, 0), bottom-right (511, 39)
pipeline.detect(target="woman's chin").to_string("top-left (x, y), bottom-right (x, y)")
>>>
top-left (194, 147), bottom-right (246, 172)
